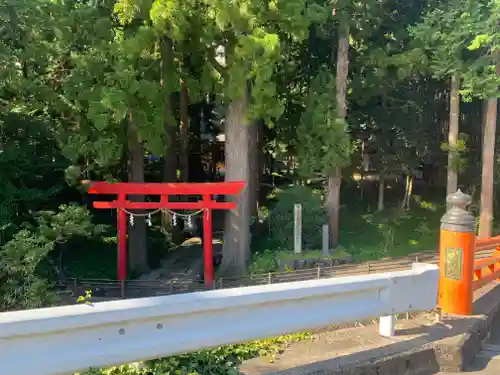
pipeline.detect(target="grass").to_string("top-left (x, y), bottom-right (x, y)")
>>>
top-left (251, 190), bottom-right (445, 272)
top-left (276, 248), bottom-right (351, 261)
top-left (339, 201), bottom-right (442, 262)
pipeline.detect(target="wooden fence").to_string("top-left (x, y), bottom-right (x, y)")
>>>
top-left (57, 248), bottom-right (495, 302)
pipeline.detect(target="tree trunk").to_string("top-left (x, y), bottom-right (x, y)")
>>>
top-left (478, 63), bottom-right (499, 238)
top-left (160, 36), bottom-right (178, 235)
top-left (248, 119), bottom-right (260, 220)
top-left (163, 126), bottom-right (178, 182)
top-left (446, 73), bottom-right (460, 199)
top-left (189, 104), bottom-right (206, 182)
top-left (326, 16), bottom-right (349, 247)
top-left (401, 175), bottom-right (407, 209)
top-left (220, 89), bottom-right (251, 276)
top-left (127, 114), bottom-right (149, 273)
top-left (160, 36), bottom-right (178, 183)
top-left (179, 81), bottom-right (190, 181)
top-left (401, 174), bottom-right (414, 210)
top-left (378, 175), bottom-right (385, 212)
top-left (326, 171), bottom-right (341, 243)
top-left (359, 141), bottom-right (367, 201)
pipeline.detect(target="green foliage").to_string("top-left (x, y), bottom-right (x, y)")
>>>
top-left (296, 68), bottom-right (352, 177)
top-left (276, 248), bottom-right (350, 261)
top-left (267, 186), bottom-right (326, 250)
top-left (409, 3), bottom-right (470, 78)
top-left (461, 0), bottom-right (500, 100)
top-left (0, 229), bottom-right (56, 310)
top-left (0, 204), bottom-right (101, 311)
top-left (2, 0), bottom-right (497, 371)
top-left (77, 289), bottom-right (93, 305)
top-left (219, 0), bottom-right (321, 121)
top-left (339, 199), bottom-right (442, 262)
top-left (250, 248), bottom-right (351, 273)
top-left (440, 135), bottom-right (469, 172)
top-left (249, 249), bottom-right (278, 273)
top-left (80, 362), bottom-right (148, 375)
top-left (35, 204), bottom-right (105, 242)
top-left (80, 332), bottom-right (310, 375)
top-left (411, 0), bottom-right (499, 100)
top-left (0, 113), bottom-right (66, 229)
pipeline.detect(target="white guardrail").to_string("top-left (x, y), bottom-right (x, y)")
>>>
top-left (0, 263), bottom-right (438, 375)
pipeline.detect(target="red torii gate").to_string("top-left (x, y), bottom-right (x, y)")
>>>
top-left (88, 181), bottom-right (244, 287)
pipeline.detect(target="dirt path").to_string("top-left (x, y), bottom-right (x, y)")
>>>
top-left (139, 234), bottom-right (223, 284)
top-left (141, 208), bottom-right (225, 284)
top-left (138, 238), bottom-right (204, 283)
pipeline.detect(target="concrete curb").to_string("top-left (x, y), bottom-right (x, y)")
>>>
top-left (269, 345), bottom-right (440, 375)
top-left (433, 283), bottom-right (500, 371)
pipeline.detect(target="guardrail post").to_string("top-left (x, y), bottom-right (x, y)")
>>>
top-left (438, 190), bottom-right (476, 315)
top-left (379, 315), bottom-right (396, 337)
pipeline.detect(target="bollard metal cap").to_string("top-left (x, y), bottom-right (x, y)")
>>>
top-left (441, 190), bottom-right (476, 232)
top-left (446, 189), bottom-right (472, 209)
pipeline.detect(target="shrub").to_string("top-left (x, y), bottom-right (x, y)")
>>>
top-left (267, 186), bottom-right (326, 250)
top-left (249, 249), bottom-right (278, 273)
top-left (0, 204), bottom-right (104, 311)
top-left (80, 332), bottom-right (310, 375)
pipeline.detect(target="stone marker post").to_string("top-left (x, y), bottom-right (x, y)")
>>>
top-left (322, 224), bottom-right (329, 257)
top-left (294, 204), bottom-right (302, 254)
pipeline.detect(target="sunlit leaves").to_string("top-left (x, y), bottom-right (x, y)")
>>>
top-left (411, 0), bottom-right (499, 99)
top-left (297, 68), bottom-right (352, 176)
top-left (410, 5), bottom-right (470, 78)
top-left (468, 34), bottom-right (492, 51)
top-left (114, 0), bottom-right (141, 25)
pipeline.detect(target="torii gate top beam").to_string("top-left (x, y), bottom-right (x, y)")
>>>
top-left (88, 181), bottom-right (244, 196)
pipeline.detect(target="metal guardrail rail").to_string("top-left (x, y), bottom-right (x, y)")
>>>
top-left (0, 263), bottom-right (439, 375)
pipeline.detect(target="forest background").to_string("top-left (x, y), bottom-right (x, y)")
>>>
top-left (0, 0), bottom-right (499, 373)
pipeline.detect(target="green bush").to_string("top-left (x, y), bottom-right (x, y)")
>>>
top-left (249, 249), bottom-right (278, 273)
top-left (80, 332), bottom-right (310, 375)
top-left (267, 186), bottom-right (326, 250)
top-left (0, 204), bottom-right (104, 311)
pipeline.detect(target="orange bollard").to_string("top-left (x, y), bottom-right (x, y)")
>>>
top-left (495, 247), bottom-right (500, 280)
top-left (437, 190), bottom-right (476, 315)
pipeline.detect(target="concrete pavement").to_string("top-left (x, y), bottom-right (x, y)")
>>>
top-left (240, 283), bottom-right (500, 375)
